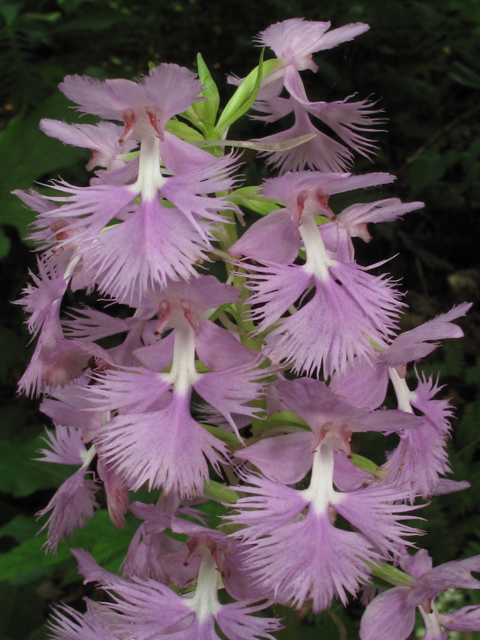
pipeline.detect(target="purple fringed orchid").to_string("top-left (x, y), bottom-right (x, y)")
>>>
top-left (47, 549), bottom-right (282, 640)
top-left (378, 372), bottom-right (470, 501)
top-left (13, 213), bottom-right (151, 399)
top-left (40, 119), bottom-right (138, 172)
top-left (11, 16), bottom-right (477, 640)
top-left (331, 302), bottom-right (472, 410)
top-left (360, 549), bottom-right (480, 640)
top-left (122, 498), bottom-right (204, 586)
top-left (170, 510), bottom-right (269, 602)
top-left (14, 257), bottom-right (88, 397)
top-left (331, 302), bottom-right (472, 499)
top-left (319, 197), bottom-right (425, 263)
top-left (235, 377), bottom-right (423, 484)
top-left (228, 378), bottom-right (423, 612)
top-left (256, 18), bottom-right (370, 77)
top-left (32, 155), bottom-right (238, 304)
top-left (232, 18), bottom-right (383, 172)
top-left (19, 64), bottom-right (241, 304)
top-left (227, 472), bottom-right (420, 614)
top-left (230, 172), bottom-right (410, 377)
top-left (96, 457), bottom-right (130, 530)
top-left (40, 385), bottom-right (104, 442)
top-left (48, 602), bottom-right (120, 640)
top-left (73, 276), bottom-right (268, 498)
top-left (35, 426), bottom-right (98, 552)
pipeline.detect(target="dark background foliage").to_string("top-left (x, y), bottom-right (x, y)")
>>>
top-left (0, 0), bottom-right (479, 638)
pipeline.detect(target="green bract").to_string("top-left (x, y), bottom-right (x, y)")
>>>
top-left (227, 186), bottom-right (281, 215)
top-left (192, 53), bottom-right (221, 137)
top-left (215, 51), bottom-right (281, 136)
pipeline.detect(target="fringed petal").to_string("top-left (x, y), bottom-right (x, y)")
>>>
top-left (96, 393), bottom-right (228, 497)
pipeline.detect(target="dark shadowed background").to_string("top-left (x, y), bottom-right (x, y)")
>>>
top-left (1, 1), bottom-right (479, 638)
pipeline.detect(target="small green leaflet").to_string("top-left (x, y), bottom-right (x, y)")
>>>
top-left (215, 51), bottom-right (282, 136)
top-left (251, 410), bottom-right (309, 433)
top-left (227, 186), bottom-right (281, 215)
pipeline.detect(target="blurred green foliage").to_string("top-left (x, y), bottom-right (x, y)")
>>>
top-left (1, 0), bottom-right (479, 638)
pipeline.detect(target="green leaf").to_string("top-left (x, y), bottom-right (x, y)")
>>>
top-left (351, 453), bottom-right (384, 477)
top-left (251, 410), bottom-right (309, 433)
top-left (24, 11), bottom-right (62, 23)
top-left (54, 14), bottom-right (128, 33)
top-left (0, 582), bottom-right (18, 637)
top-left (165, 118), bottom-right (204, 142)
top-left (0, 511), bottom-right (137, 583)
top-left (201, 423), bottom-right (239, 447)
top-left (194, 360), bottom-right (211, 374)
top-left (191, 53), bottom-right (220, 135)
top-left (314, 215), bottom-right (330, 226)
top-left (0, 94), bottom-right (93, 253)
top-left (227, 186), bottom-right (281, 215)
top-left (204, 479), bottom-right (238, 504)
top-left (206, 303), bottom-right (237, 323)
top-left (449, 62), bottom-right (480, 89)
top-left (0, 434), bottom-right (72, 498)
top-left (407, 148), bottom-right (446, 195)
top-left (188, 132), bottom-right (316, 154)
top-left (0, 3), bottom-right (21, 27)
top-left (194, 499), bottom-right (228, 531)
top-left (26, 627), bottom-right (48, 640)
top-left (215, 53), bottom-right (281, 135)
top-left (0, 577), bottom-right (47, 640)
top-left (365, 559), bottom-right (414, 586)
top-left (296, 600), bottom-right (356, 640)
top-left (0, 516), bottom-right (38, 543)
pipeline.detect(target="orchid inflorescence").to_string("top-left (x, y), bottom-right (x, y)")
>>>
top-left (14, 17), bottom-right (478, 640)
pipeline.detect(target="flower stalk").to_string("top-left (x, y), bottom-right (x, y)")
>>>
top-left (13, 16), bottom-right (476, 640)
